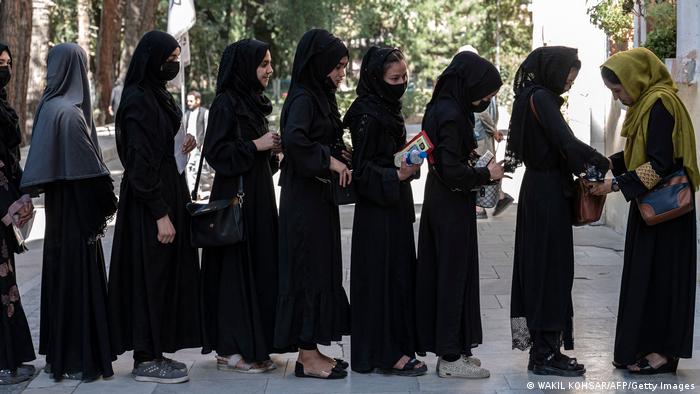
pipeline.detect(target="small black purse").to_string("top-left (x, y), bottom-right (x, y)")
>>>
top-left (186, 152), bottom-right (245, 247)
top-left (318, 174), bottom-right (357, 205)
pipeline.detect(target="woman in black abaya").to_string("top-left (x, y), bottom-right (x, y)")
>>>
top-left (274, 29), bottom-right (351, 380)
top-left (108, 31), bottom-right (199, 384)
top-left (592, 48), bottom-right (698, 374)
top-left (0, 43), bottom-right (36, 385)
top-left (200, 39), bottom-right (283, 372)
top-left (506, 46), bottom-right (609, 376)
top-left (343, 47), bottom-right (425, 376)
top-left (21, 43), bottom-right (116, 382)
top-left (415, 51), bottom-right (504, 379)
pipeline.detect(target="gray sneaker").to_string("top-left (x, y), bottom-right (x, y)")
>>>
top-left (162, 357), bottom-right (187, 372)
top-left (133, 360), bottom-right (189, 384)
top-left (0, 369), bottom-right (30, 385)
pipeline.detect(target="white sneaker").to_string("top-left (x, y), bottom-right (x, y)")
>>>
top-left (438, 357), bottom-right (490, 379)
top-left (463, 355), bottom-right (481, 366)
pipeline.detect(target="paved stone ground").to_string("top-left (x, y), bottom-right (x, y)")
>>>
top-left (5, 133), bottom-right (700, 393)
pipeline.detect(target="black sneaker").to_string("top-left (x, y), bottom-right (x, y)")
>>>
top-left (476, 210), bottom-right (488, 220)
top-left (133, 360), bottom-right (189, 384)
top-left (492, 194), bottom-right (514, 217)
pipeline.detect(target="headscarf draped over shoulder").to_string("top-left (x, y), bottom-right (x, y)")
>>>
top-left (21, 43), bottom-right (109, 193)
top-left (602, 47), bottom-right (699, 190)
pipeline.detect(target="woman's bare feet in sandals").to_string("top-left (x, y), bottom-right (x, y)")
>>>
top-left (394, 355), bottom-right (425, 370)
top-left (628, 353), bottom-right (667, 372)
top-left (298, 349), bottom-right (338, 377)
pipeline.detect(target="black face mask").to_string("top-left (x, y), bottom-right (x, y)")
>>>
top-left (471, 99), bottom-right (491, 113)
top-left (323, 76), bottom-right (337, 92)
top-left (384, 81), bottom-right (407, 101)
top-left (158, 61), bottom-right (180, 81)
top-left (0, 67), bottom-right (10, 88)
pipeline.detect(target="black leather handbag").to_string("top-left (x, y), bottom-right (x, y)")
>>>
top-left (186, 152), bottom-right (245, 247)
top-left (318, 174), bottom-right (357, 205)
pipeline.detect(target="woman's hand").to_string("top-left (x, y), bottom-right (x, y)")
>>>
top-left (156, 214), bottom-right (176, 244)
top-left (487, 160), bottom-right (505, 181)
top-left (181, 134), bottom-right (197, 154)
top-left (341, 148), bottom-right (353, 164)
top-left (330, 156), bottom-right (352, 187)
top-left (253, 131), bottom-right (281, 152)
top-left (397, 158), bottom-right (420, 181)
top-left (589, 179), bottom-right (613, 196)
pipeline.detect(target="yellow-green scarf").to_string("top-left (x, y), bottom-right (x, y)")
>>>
top-left (602, 47), bottom-right (699, 190)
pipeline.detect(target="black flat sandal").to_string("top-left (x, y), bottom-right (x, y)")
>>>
top-left (377, 358), bottom-right (427, 377)
top-left (612, 361), bottom-right (627, 369)
top-left (333, 358), bottom-right (349, 370)
top-left (532, 353), bottom-right (585, 377)
top-left (629, 357), bottom-right (678, 375)
top-left (294, 362), bottom-right (347, 379)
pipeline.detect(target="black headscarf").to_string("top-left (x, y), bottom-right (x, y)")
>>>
top-left (281, 29), bottom-right (348, 130)
top-left (0, 43), bottom-right (21, 179)
top-left (426, 51), bottom-right (503, 124)
top-left (215, 39), bottom-right (273, 123)
top-left (117, 31), bottom-right (182, 134)
top-left (343, 46), bottom-right (405, 138)
top-left (21, 43), bottom-right (109, 191)
top-left (504, 46), bottom-right (581, 171)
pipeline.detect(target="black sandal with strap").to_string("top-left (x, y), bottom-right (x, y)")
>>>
top-left (629, 357), bottom-right (678, 375)
top-left (294, 362), bottom-right (347, 380)
top-left (378, 358), bottom-right (428, 377)
top-left (532, 353), bottom-right (585, 377)
top-left (333, 358), bottom-right (349, 370)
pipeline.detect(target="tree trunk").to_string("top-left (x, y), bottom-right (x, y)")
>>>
top-left (117, 0), bottom-right (158, 82)
top-left (0, 0), bottom-right (33, 145)
top-left (27, 0), bottom-right (50, 143)
top-left (96, 0), bottom-right (120, 124)
top-left (77, 0), bottom-right (92, 58)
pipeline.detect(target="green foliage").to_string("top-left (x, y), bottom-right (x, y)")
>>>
top-left (643, 1), bottom-right (676, 59)
top-left (586, 0), bottom-right (635, 46)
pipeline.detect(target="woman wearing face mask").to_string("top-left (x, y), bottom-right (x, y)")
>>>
top-left (591, 48), bottom-right (698, 374)
top-left (274, 29), bottom-right (351, 380)
top-left (342, 47), bottom-right (425, 376)
top-left (0, 44), bottom-right (36, 385)
top-left (415, 51), bottom-right (504, 379)
top-left (21, 43), bottom-right (117, 382)
top-left (505, 47), bottom-right (609, 377)
top-left (200, 39), bottom-right (283, 373)
top-left (108, 31), bottom-right (199, 384)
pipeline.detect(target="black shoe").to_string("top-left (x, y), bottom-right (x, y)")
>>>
top-left (333, 358), bottom-right (349, 370)
top-left (294, 362), bottom-right (347, 379)
top-left (629, 357), bottom-right (678, 375)
top-left (532, 353), bottom-right (585, 377)
top-left (492, 194), bottom-right (514, 217)
top-left (476, 210), bottom-right (488, 220)
top-left (377, 358), bottom-right (427, 377)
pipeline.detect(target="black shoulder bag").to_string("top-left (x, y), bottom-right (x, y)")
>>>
top-left (186, 148), bottom-right (246, 248)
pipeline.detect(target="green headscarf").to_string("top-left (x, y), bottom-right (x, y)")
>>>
top-left (601, 47), bottom-right (699, 190)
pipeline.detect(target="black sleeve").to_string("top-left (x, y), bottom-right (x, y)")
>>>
top-left (433, 114), bottom-right (491, 191)
top-left (350, 115), bottom-right (401, 206)
top-left (609, 151), bottom-right (627, 176)
top-left (122, 110), bottom-right (170, 220)
top-left (531, 90), bottom-right (610, 175)
top-left (281, 95), bottom-right (331, 178)
top-left (616, 99), bottom-right (675, 201)
top-left (202, 98), bottom-right (258, 177)
top-left (269, 153), bottom-right (280, 175)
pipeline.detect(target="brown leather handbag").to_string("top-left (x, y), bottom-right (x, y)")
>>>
top-left (572, 178), bottom-right (606, 226)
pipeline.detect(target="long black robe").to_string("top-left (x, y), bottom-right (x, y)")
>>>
top-left (509, 89), bottom-right (608, 350)
top-left (0, 128), bottom-right (34, 372)
top-left (108, 86), bottom-right (201, 358)
top-left (347, 113), bottom-right (418, 372)
top-left (200, 92), bottom-right (282, 362)
top-left (274, 89), bottom-right (351, 349)
top-left (40, 177), bottom-right (116, 380)
top-left (0, 47), bottom-right (35, 372)
top-left (415, 99), bottom-right (491, 356)
top-left (612, 100), bottom-right (696, 364)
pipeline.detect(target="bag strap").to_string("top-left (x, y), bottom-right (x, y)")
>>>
top-left (191, 148), bottom-right (206, 200)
